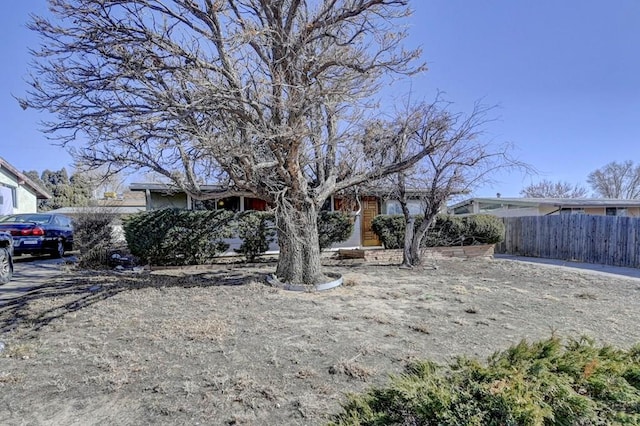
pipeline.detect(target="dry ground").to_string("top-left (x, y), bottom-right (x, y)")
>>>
top-left (1, 257), bottom-right (640, 425)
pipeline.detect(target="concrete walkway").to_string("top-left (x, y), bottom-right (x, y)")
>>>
top-left (494, 254), bottom-right (640, 281)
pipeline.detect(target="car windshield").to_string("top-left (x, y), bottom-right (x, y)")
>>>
top-left (0, 214), bottom-right (52, 224)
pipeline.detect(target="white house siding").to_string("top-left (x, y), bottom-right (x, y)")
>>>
top-left (0, 170), bottom-right (38, 214)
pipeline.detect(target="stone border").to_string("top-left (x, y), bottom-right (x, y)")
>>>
top-left (265, 272), bottom-right (343, 292)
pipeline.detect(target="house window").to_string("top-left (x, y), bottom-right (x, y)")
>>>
top-left (320, 198), bottom-right (332, 212)
top-left (385, 200), bottom-right (403, 215)
top-left (606, 207), bottom-right (627, 217)
top-left (0, 184), bottom-right (17, 210)
top-left (478, 202), bottom-right (503, 211)
top-left (560, 208), bottom-right (585, 215)
top-left (385, 200), bottom-right (424, 215)
top-left (216, 197), bottom-right (240, 212)
top-left (453, 205), bottom-right (472, 215)
top-left (192, 199), bottom-right (218, 210)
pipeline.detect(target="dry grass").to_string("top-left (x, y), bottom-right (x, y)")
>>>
top-left (2, 259), bottom-right (640, 425)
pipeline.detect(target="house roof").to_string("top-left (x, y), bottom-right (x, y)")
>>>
top-left (130, 182), bottom-right (228, 193)
top-left (48, 206), bottom-right (146, 215)
top-left (0, 156), bottom-right (51, 199)
top-left (449, 197), bottom-right (640, 210)
top-left (130, 182), bottom-right (432, 199)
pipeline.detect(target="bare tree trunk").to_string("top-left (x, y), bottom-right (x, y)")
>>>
top-left (407, 204), bottom-right (441, 267)
top-left (401, 209), bottom-right (416, 268)
top-left (274, 198), bottom-right (325, 285)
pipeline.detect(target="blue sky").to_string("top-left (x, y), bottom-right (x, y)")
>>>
top-left (1, 1), bottom-right (639, 197)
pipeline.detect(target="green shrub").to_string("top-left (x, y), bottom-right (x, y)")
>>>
top-left (371, 214), bottom-right (504, 249)
top-left (122, 208), bottom-right (355, 265)
top-left (331, 336), bottom-right (640, 425)
top-left (370, 215), bottom-right (406, 249)
top-left (123, 208), bottom-right (234, 266)
top-left (462, 214), bottom-right (505, 245)
top-left (73, 210), bottom-right (117, 268)
top-left (234, 211), bottom-right (276, 261)
top-left (422, 215), bottom-right (468, 247)
top-left (235, 210), bottom-right (354, 259)
top-left (318, 211), bottom-right (354, 250)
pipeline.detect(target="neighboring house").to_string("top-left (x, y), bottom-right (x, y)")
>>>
top-left (0, 156), bottom-right (51, 215)
top-left (449, 197), bottom-right (640, 218)
top-left (130, 183), bottom-right (427, 249)
top-left (48, 191), bottom-right (147, 241)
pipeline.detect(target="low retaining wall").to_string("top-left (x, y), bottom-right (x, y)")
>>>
top-left (323, 244), bottom-right (494, 265)
top-left (148, 245), bottom-right (495, 270)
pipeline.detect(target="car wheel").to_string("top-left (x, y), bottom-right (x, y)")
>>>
top-left (0, 247), bottom-right (12, 284)
top-left (52, 240), bottom-right (65, 258)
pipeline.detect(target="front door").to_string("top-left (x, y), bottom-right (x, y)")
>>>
top-left (361, 197), bottom-right (381, 247)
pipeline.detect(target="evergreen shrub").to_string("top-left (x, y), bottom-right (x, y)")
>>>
top-left (123, 208), bottom-right (234, 265)
top-left (234, 211), bottom-right (276, 261)
top-left (331, 336), bottom-right (640, 425)
top-left (318, 211), bottom-right (354, 250)
top-left (123, 208), bottom-right (355, 265)
top-left (371, 214), bottom-right (504, 249)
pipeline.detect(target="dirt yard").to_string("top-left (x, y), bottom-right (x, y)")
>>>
top-left (1, 257), bottom-right (640, 425)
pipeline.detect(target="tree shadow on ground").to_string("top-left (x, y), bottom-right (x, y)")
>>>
top-left (0, 269), bottom-right (266, 334)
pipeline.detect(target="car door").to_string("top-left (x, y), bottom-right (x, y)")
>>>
top-left (57, 216), bottom-right (74, 244)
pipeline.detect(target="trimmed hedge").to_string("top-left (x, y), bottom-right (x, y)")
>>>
top-left (234, 211), bottom-right (276, 261)
top-left (123, 208), bottom-right (355, 265)
top-left (331, 336), bottom-right (640, 425)
top-left (371, 214), bottom-right (504, 249)
top-left (318, 211), bottom-right (354, 250)
top-left (123, 209), bottom-right (234, 266)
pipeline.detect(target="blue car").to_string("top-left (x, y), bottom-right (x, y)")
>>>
top-left (0, 231), bottom-right (12, 283)
top-left (0, 213), bottom-right (74, 258)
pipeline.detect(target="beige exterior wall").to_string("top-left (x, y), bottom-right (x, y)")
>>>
top-left (583, 207), bottom-right (604, 215)
top-left (626, 207), bottom-right (640, 217)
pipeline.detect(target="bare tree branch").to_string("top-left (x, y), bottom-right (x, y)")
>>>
top-left (587, 161), bottom-right (640, 199)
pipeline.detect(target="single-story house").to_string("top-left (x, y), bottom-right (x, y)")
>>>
top-left (448, 197), bottom-right (640, 218)
top-left (0, 156), bottom-right (51, 215)
top-left (48, 191), bottom-right (147, 241)
top-left (129, 183), bottom-right (428, 249)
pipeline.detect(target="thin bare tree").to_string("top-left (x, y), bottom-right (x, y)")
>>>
top-left (369, 100), bottom-right (524, 267)
top-left (22, 0), bottom-right (435, 285)
top-left (520, 179), bottom-right (589, 198)
top-left (587, 161), bottom-right (640, 199)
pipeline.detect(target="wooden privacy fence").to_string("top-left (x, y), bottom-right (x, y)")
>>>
top-left (497, 215), bottom-right (640, 268)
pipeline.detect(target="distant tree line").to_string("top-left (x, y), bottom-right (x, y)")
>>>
top-left (23, 168), bottom-right (93, 211)
top-left (521, 160), bottom-right (640, 199)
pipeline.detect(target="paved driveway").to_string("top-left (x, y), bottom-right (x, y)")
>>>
top-left (0, 255), bottom-right (76, 305)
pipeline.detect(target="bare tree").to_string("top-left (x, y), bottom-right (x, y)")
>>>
top-left (369, 100), bottom-right (523, 267)
top-left (76, 165), bottom-right (129, 199)
top-left (22, 0), bottom-right (434, 285)
top-left (587, 161), bottom-right (640, 199)
top-left (520, 179), bottom-right (588, 198)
